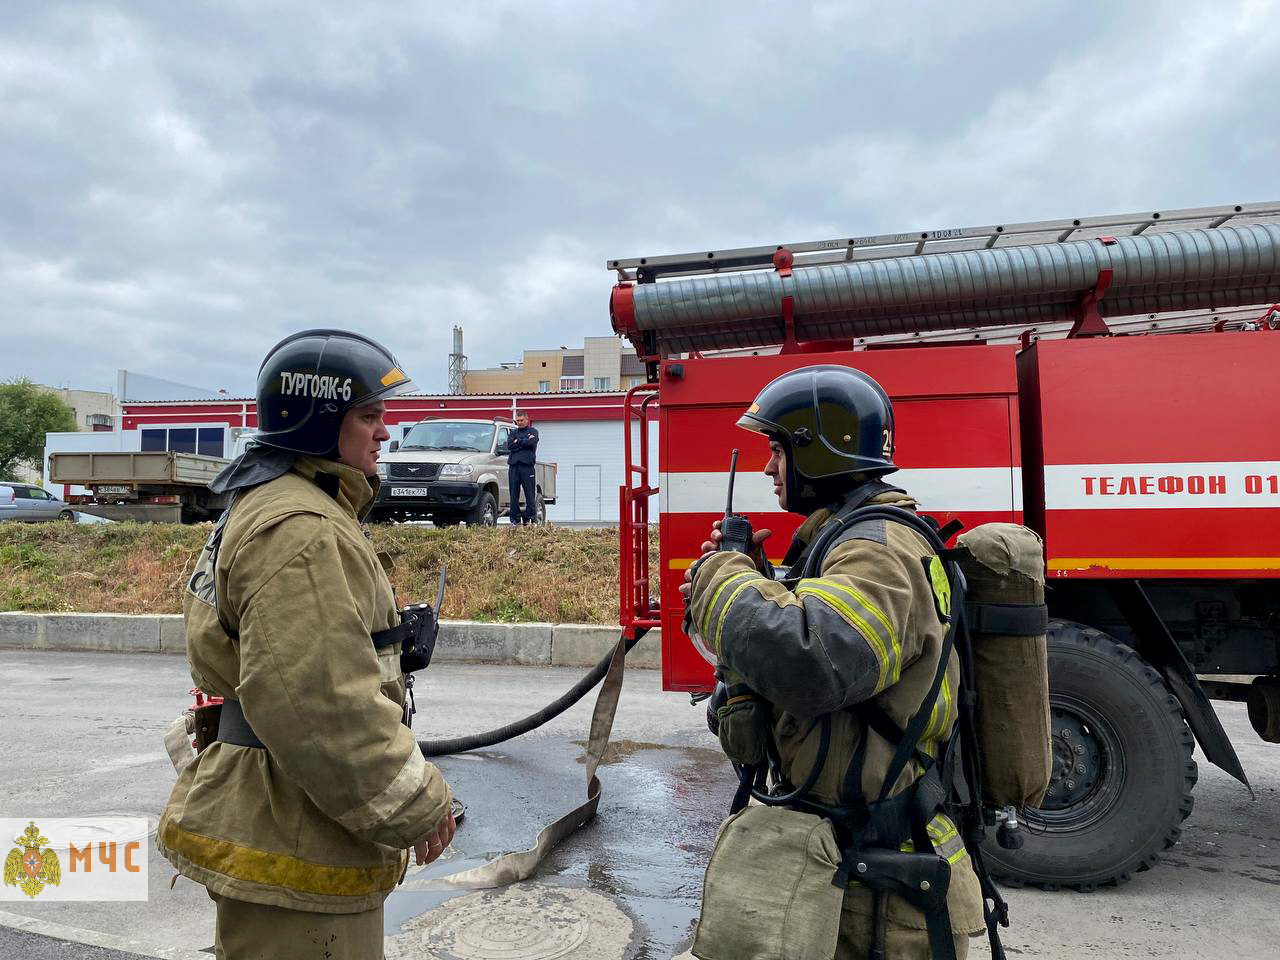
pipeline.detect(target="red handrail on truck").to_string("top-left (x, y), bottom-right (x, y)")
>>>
top-left (618, 384), bottom-right (661, 641)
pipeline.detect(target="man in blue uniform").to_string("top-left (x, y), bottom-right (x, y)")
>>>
top-left (507, 411), bottom-right (540, 525)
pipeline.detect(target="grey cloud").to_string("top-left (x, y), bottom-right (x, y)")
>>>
top-left (0, 0), bottom-right (1276, 395)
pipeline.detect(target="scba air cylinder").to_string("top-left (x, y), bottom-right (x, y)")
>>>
top-left (955, 523), bottom-right (1053, 810)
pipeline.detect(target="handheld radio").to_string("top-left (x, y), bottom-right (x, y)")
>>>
top-left (399, 563), bottom-right (446, 675)
top-left (719, 449), bottom-right (754, 554)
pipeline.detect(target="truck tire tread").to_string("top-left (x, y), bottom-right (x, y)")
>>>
top-left (983, 619), bottom-right (1197, 891)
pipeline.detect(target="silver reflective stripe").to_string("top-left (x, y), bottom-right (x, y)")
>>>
top-left (335, 748), bottom-right (429, 834)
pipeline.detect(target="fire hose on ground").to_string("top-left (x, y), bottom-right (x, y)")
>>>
top-left (416, 629), bottom-right (646, 756)
top-left (412, 628), bottom-right (648, 890)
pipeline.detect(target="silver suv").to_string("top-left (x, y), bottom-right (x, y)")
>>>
top-left (0, 483), bottom-right (78, 522)
top-left (371, 418), bottom-right (556, 526)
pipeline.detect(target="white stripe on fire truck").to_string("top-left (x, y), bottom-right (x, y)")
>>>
top-left (660, 467), bottom-right (1022, 515)
top-left (1044, 461), bottom-right (1280, 510)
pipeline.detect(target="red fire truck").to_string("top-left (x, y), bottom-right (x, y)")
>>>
top-left (610, 202), bottom-right (1280, 890)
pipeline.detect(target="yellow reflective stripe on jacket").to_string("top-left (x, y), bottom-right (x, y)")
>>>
top-left (882, 814), bottom-right (969, 868)
top-left (803, 578), bottom-right (906, 686)
top-left (923, 665), bottom-right (955, 744)
top-left (927, 819), bottom-right (957, 846)
top-left (158, 819), bottom-right (401, 897)
top-left (700, 570), bottom-right (758, 640)
top-left (798, 583), bottom-right (901, 686)
top-left (715, 577), bottom-right (765, 656)
top-left (927, 813), bottom-right (970, 865)
top-left (795, 583), bottom-right (894, 692)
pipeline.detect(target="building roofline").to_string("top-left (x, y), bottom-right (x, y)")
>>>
top-left (119, 389), bottom-right (644, 408)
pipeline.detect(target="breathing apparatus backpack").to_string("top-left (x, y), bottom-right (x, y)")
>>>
top-left (951, 523), bottom-right (1053, 814)
top-left (705, 495), bottom-right (1050, 960)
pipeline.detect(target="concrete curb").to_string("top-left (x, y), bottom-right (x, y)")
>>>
top-left (0, 612), bottom-right (661, 669)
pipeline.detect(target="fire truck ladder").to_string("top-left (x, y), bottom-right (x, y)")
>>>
top-left (619, 384), bottom-right (661, 640)
top-left (608, 201), bottom-right (1280, 356)
top-left (609, 201), bottom-right (1280, 281)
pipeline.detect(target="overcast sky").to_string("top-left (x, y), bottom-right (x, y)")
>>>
top-left (2, 0), bottom-right (1276, 396)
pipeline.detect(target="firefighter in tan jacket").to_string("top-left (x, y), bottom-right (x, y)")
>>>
top-left (684, 366), bottom-right (985, 960)
top-left (158, 330), bottom-right (454, 960)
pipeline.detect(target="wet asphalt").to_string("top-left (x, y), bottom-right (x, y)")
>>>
top-left (3, 650), bottom-right (1280, 959)
top-left (392, 736), bottom-right (734, 958)
top-left (0, 650), bottom-right (732, 959)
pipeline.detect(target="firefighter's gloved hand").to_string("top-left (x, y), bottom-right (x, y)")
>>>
top-left (679, 523), bottom-right (774, 602)
top-left (700, 520), bottom-right (774, 572)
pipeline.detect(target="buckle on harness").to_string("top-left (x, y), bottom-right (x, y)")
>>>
top-left (846, 846), bottom-right (951, 912)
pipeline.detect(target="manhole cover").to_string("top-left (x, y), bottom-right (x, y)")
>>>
top-left (36, 815), bottom-right (155, 848)
top-left (386, 883), bottom-right (632, 960)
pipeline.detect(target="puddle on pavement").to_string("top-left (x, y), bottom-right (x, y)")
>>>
top-left (571, 738), bottom-right (724, 765)
top-left (389, 739), bottom-right (734, 957)
top-left (385, 854), bottom-right (494, 934)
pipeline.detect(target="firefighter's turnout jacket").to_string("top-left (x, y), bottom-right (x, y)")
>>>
top-left (158, 456), bottom-right (452, 913)
top-left (688, 489), bottom-right (985, 937)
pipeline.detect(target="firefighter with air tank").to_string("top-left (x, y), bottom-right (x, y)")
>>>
top-left (681, 365), bottom-right (1052, 960)
top-left (158, 330), bottom-right (455, 960)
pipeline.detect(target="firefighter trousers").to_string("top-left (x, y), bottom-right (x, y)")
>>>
top-left (210, 892), bottom-right (384, 960)
top-left (836, 890), bottom-right (972, 960)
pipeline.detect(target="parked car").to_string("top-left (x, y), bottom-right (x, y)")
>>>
top-left (370, 418), bottom-right (557, 526)
top-left (0, 483), bottom-right (78, 522)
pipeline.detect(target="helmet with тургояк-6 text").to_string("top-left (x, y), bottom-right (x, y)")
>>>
top-left (736, 364), bottom-right (896, 515)
top-left (253, 329), bottom-right (417, 458)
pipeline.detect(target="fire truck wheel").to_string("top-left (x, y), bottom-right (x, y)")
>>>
top-left (982, 619), bottom-right (1197, 891)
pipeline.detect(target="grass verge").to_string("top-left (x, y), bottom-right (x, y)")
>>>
top-left (0, 522), bottom-right (657, 625)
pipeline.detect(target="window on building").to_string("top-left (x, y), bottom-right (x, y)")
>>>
top-left (593, 377), bottom-right (611, 391)
top-left (559, 377), bottom-right (584, 391)
top-left (538, 381), bottom-right (551, 393)
top-left (168, 429), bottom-right (197, 454)
top-left (198, 428), bottom-right (224, 457)
top-left (140, 426), bottom-right (226, 456)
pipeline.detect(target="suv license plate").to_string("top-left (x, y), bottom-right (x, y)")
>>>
top-left (388, 487), bottom-right (421, 497)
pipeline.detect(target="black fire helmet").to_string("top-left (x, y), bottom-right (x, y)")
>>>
top-left (254, 329), bottom-right (417, 457)
top-left (736, 364), bottom-right (897, 514)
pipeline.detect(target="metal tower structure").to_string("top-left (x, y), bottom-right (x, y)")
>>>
top-left (447, 325), bottom-right (467, 394)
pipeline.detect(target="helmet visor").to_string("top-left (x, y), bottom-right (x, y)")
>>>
top-left (356, 375), bottom-right (419, 407)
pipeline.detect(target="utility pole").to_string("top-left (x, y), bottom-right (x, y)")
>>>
top-left (448, 326), bottom-right (467, 394)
